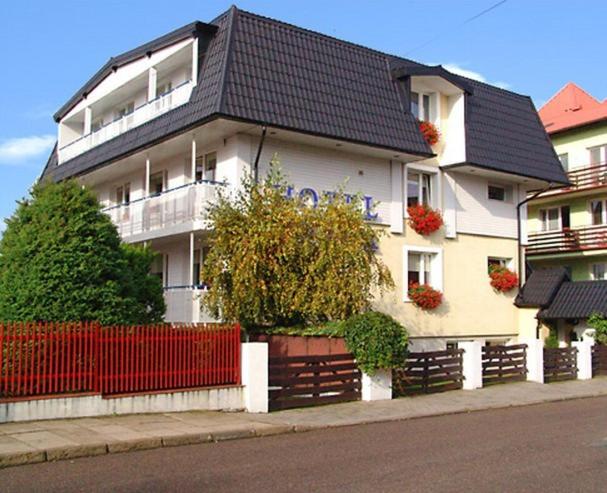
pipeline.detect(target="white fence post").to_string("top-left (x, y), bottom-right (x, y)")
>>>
top-left (522, 338), bottom-right (544, 383)
top-left (362, 369), bottom-right (392, 401)
top-left (572, 340), bottom-right (593, 380)
top-left (241, 342), bottom-right (268, 413)
top-left (459, 341), bottom-right (482, 390)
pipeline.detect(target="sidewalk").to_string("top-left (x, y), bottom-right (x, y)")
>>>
top-left (1, 377), bottom-right (606, 468)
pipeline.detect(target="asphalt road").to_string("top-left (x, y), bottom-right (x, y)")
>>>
top-left (2, 396), bottom-right (607, 493)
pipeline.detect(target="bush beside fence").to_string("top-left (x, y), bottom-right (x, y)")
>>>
top-left (0, 321), bottom-right (241, 400)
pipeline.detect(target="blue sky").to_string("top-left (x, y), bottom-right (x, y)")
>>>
top-left (0, 0), bottom-right (604, 228)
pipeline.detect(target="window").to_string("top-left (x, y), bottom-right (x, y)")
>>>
top-left (540, 207), bottom-right (561, 232)
top-left (407, 170), bottom-right (433, 207)
top-left (589, 145), bottom-right (606, 165)
top-left (558, 153), bottom-right (569, 171)
top-left (195, 152), bottom-right (217, 182)
top-left (410, 92), bottom-right (432, 122)
top-left (156, 81), bottom-right (172, 97)
top-left (114, 101), bottom-right (134, 121)
top-left (91, 118), bottom-right (104, 133)
top-left (590, 200), bottom-right (606, 225)
top-left (487, 257), bottom-right (511, 273)
top-left (404, 246), bottom-right (443, 301)
top-left (488, 183), bottom-right (512, 202)
top-left (591, 263), bottom-right (607, 280)
top-left (115, 183), bottom-right (130, 205)
top-left (150, 171), bottom-right (166, 196)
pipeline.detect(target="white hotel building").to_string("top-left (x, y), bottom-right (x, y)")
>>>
top-left (42, 7), bottom-right (568, 350)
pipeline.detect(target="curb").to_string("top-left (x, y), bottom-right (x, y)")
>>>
top-left (1, 389), bottom-right (606, 469)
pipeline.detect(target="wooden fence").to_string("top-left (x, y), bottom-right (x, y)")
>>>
top-left (0, 321), bottom-right (241, 399)
top-left (268, 353), bottom-right (361, 411)
top-left (543, 347), bottom-right (578, 383)
top-left (392, 349), bottom-right (464, 396)
top-left (482, 344), bottom-right (527, 386)
top-left (592, 345), bottom-right (607, 377)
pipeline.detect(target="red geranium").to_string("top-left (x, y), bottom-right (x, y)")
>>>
top-left (489, 266), bottom-right (518, 292)
top-left (407, 204), bottom-right (443, 235)
top-left (419, 120), bottom-right (440, 146)
top-left (408, 283), bottom-right (443, 310)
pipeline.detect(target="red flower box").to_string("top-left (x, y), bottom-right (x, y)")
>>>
top-left (408, 283), bottom-right (443, 310)
top-left (489, 266), bottom-right (518, 292)
top-left (407, 204), bottom-right (443, 235)
top-left (419, 120), bottom-right (440, 146)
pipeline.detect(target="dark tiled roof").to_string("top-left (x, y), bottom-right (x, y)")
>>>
top-left (515, 267), bottom-right (570, 308)
top-left (42, 6), bottom-right (568, 186)
top-left (539, 281), bottom-right (607, 320)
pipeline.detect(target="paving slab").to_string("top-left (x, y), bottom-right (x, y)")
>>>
top-left (0, 377), bottom-right (605, 469)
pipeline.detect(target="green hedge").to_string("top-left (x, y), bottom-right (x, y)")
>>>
top-left (343, 311), bottom-right (409, 374)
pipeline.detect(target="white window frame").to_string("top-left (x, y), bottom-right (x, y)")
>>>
top-left (557, 153), bottom-right (569, 171)
top-left (487, 182), bottom-right (513, 203)
top-left (589, 199), bottom-right (607, 225)
top-left (410, 90), bottom-right (440, 126)
top-left (403, 245), bottom-right (443, 302)
top-left (588, 144), bottom-right (607, 166)
top-left (487, 256), bottom-right (514, 272)
top-left (590, 263), bottom-right (607, 280)
top-left (539, 207), bottom-right (562, 232)
top-left (403, 163), bottom-right (441, 216)
top-left (195, 150), bottom-right (217, 182)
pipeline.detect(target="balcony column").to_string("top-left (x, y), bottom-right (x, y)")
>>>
top-left (191, 135), bottom-right (197, 182)
top-left (148, 67), bottom-right (157, 102)
top-left (145, 156), bottom-right (151, 196)
top-left (189, 232), bottom-right (195, 287)
top-left (84, 107), bottom-right (92, 135)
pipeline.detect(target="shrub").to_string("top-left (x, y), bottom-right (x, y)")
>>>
top-left (407, 204), bottom-right (443, 235)
top-left (0, 180), bottom-right (165, 324)
top-left (343, 311), bottom-right (408, 374)
top-left (419, 120), bottom-right (440, 146)
top-left (202, 162), bottom-right (394, 327)
top-left (408, 283), bottom-right (443, 310)
top-left (489, 266), bottom-right (519, 292)
top-left (588, 313), bottom-right (607, 345)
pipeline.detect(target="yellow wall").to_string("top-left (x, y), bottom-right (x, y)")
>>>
top-left (373, 225), bottom-right (519, 340)
top-left (551, 123), bottom-right (607, 170)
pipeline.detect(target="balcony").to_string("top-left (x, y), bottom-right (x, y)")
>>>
top-left (58, 80), bottom-right (194, 163)
top-left (164, 286), bottom-right (215, 323)
top-left (526, 224), bottom-right (607, 256)
top-left (104, 180), bottom-right (224, 241)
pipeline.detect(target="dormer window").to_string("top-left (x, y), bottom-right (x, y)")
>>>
top-left (411, 92), bottom-right (432, 122)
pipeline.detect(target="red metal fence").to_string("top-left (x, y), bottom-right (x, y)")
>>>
top-left (0, 322), bottom-right (241, 400)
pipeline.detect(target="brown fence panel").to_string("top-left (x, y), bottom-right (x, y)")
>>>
top-left (592, 345), bottom-right (607, 377)
top-left (544, 347), bottom-right (578, 383)
top-left (482, 344), bottom-right (527, 385)
top-left (392, 349), bottom-right (464, 396)
top-left (268, 353), bottom-right (361, 411)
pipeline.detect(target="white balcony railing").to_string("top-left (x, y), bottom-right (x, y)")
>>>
top-left (104, 180), bottom-right (224, 239)
top-left (59, 80), bottom-right (194, 163)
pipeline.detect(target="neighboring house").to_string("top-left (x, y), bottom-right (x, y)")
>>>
top-left (42, 6), bottom-right (567, 351)
top-left (516, 267), bottom-right (607, 346)
top-left (527, 83), bottom-right (607, 281)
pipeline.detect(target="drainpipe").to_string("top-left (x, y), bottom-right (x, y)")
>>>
top-left (516, 184), bottom-right (553, 287)
top-left (253, 125), bottom-right (267, 184)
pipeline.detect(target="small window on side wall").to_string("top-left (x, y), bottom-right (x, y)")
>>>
top-left (487, 183), bottom-right (512, 202)
top-left (487, 257), bottom-right (511, 273)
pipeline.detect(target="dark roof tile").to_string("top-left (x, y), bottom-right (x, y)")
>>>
top-left (539, 281), bottom-right (607, 320)
top-left (515, 267), bottom-right (570, 308)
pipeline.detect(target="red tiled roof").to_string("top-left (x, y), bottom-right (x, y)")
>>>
top-left (539, 82), bottom-right (607, 134)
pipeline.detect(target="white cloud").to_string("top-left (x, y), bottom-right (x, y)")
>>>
top-left (442, 63), bottom-right (511, 90)
top-left (0, 135), bottom-right (55, 165)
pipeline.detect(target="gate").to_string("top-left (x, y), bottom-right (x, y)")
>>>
top-left (592, 345), bottom-right (607, 376)
top-left (268, 353), bottom-right (361, 411)
top-left (392, 349), bottom-right (464, 396)
top-left (482, 344), bottom-right (527, 385)
top-left (544, 347), bottom-right (578, 382)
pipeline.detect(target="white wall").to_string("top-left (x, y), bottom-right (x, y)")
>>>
top-left (453, 172), bottom-right (519, 239)
top-left (257, 138), bottom-right (393, 225)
